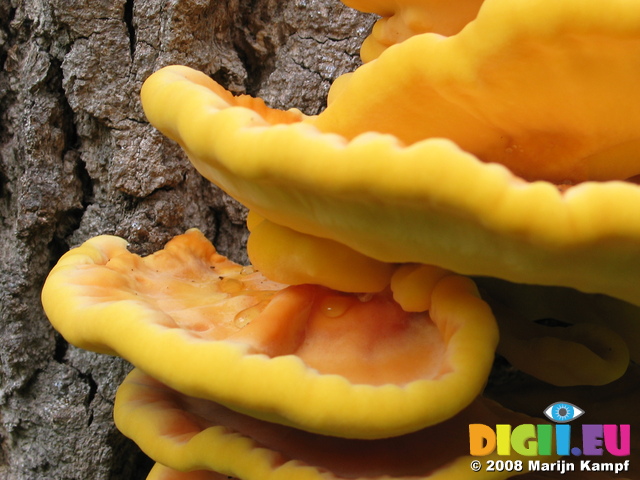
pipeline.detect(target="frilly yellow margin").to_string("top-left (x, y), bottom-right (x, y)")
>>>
top-left (42, 229), bottom-right (498, 439)
top-left (116, 369), bottom-right (551, 480)
top-left (141, 65), bottom-right (640, 307)
top-left (318, 0), bottom-right (640, 184)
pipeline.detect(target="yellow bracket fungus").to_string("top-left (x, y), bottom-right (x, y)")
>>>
top-left (478, 277), bottom-right (639, 385)
top-left (246, 212), bottom-right (395, 293)
top-left (116, 368), bottom-right (552, 480)
top-left (41, 0), bottom-right (640, 473)
top-left (141, 56), bottom-right (640, 307)
top-left (318, 0), bottom-right (640, 185)
top-left (42, 229), bottom-right (498, 439)
top-left (341, 0), bottom-right (485, 61)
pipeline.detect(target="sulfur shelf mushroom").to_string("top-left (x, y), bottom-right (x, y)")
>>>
top-left (141, 64), bottom-right (640, 307)
top-left (317, 0), bottom-right (640, 185)
top-left (116, 368), bottom-right (553, 480)
top-left (477, 277), bottom-right (639, 386)
top-left (41, 229), bottom-right (498, 439)
top-left (341, 0), bottom-right (485, 61)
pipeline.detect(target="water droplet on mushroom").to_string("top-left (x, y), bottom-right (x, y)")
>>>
top-left (219, 277), bottom-right (244, 294)
top-left (233, 303), bottom-right (265, 328)
top-left (319, 295), bottom-right (352, 318)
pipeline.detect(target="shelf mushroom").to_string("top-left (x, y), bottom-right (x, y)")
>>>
top-left (141, 12), bottom-right (640, 307)
top-left (137, 0), bottom-right (640, 388)
top-left (115, 368), bottom-right (552, 480)
top-left (315, 0), bottom-right (640, 185)
top-left (476, 277), bottom-right (637, 387)
top-left (340, 0), bottom-right (485, 61)
top-left (42, 229), bottom-right (498, 439)
top-left (40, 0), bottom-right (640, 477)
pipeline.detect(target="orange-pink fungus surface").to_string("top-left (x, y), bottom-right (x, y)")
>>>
top-left (42, 229), bottom-right (498, 438)
top-left (116, 368), bottom-right (551, 480)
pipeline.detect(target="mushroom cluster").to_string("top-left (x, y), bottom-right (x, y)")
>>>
top-left (42, 0), bottom-right (640, 478)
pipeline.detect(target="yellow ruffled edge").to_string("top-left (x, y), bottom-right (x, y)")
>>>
top-left (478, 278), bottom-right (637, 385)
top-left (318, 0), bottom-right (640, 183)
top-left (141, 65), bottom-right (640, 306)
top-left (117, 369), bottom-right (548, 480)
top-left (42, 230), bottom-right (498, 439)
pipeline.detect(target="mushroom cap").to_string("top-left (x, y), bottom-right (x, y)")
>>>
top-left (318, 0), bottom-right (640, 185)
top-left (42, 229), bottom-right (498, 439)
top-left (478, 278), bottom-right (635, 386)
top-left (141, 65), bottom-right (640, 306)
top-left (116, 368), bottom-right (553, 480)
top-left (341, 0), bottom-right (485, 61)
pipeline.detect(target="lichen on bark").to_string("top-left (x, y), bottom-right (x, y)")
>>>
top-left (0, 0), bottom-right (375, 478)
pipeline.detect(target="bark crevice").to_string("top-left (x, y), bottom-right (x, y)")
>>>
top-left (0, 0), bottom-right (375, 477)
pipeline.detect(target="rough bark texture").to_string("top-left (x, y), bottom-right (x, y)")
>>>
top-left (0, 1), bottom-right (375, 478)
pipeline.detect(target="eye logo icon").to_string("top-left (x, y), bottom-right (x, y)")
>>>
top-left (543, 402), bottom-right (584, 423)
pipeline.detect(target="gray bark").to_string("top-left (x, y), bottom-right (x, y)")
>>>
top-left (0, 0), bottom-right (375, 478)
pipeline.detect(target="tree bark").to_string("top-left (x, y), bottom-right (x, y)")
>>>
top-left (0, 0), bottom-right (375, 478)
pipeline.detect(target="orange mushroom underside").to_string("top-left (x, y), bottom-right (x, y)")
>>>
top-left (85, 231), bottom-right (449, 386)
top-left (116, 368), bottom-right (550, 480)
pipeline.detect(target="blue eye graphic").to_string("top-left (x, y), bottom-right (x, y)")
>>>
top-left (544, 402), bottom-right (584, 423)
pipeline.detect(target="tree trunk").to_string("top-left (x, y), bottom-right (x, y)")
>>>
top-left (0, 0), bottom-right (375, 478)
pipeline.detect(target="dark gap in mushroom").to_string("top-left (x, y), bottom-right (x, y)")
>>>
top-left (211, 207), bottom-right (249, 265)
top-left (534, 317), bottom-right (572, 328)
top-left (555, 182), bottom-right (576, 193)
top-left (627, 173), bottom-right (640, 185)
top-left (486, 354), bottom-right (529, 390)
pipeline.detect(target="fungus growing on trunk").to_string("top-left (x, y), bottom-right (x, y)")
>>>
top-left (141, 58), bottom-right (640, 308)
top-left (42, 229), bottom-right (498, 439)
top-left (341, 0), bottom-right (485, 61)
top-left (115, 368), bottom-right (552, 480)
top-left (41, 0), bottom-right (640, 477)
